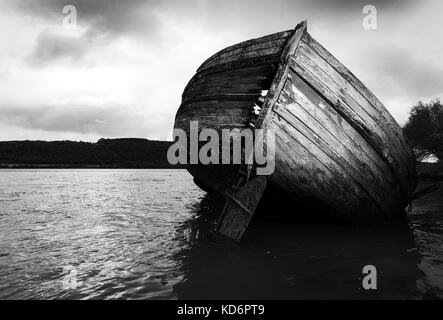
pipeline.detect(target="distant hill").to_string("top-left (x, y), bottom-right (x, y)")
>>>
top-left (0, 138), bottom-right (182, 168)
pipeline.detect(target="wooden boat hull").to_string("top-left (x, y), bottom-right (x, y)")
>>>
top-left (174, 21), bottom-right (417, 223)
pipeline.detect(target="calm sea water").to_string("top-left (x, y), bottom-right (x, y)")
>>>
top-left (0, 169), bottom-right (442, 300)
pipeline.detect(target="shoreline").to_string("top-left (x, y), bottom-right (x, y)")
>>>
top-left (0, 164), bottom-right (184, 169)
top-left (417, 162), bottom-right (443, 181)
top-left (1, 162), bottom-right (441, 181)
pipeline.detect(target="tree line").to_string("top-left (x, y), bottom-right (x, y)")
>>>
top-left (403, 99), bottom-right (443, 162)
top-left (0, 138), bottom-right (181, 168)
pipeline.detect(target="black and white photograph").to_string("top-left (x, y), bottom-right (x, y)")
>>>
top-left (0, 0), bottom-right (443, 307)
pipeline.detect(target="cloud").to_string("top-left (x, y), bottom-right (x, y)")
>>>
top-left (308, 0), bottom-right (416, 11)
top-left (371, 47), bottom-right (443, 98)
top-left (27, 28), bottom-right (94, 65)
top-left (0, 103), bottom-right (167, 138)
top-left (8, 0), bottom-right (162, 38)
top-left (357, 45), bottom-right (443, 125)
top-left (14, 0), bottom-right (175, 66)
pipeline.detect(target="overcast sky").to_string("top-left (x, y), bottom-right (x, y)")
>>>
top-left (0, 0), bottom-right (442, 142)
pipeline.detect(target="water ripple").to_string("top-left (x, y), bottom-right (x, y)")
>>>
top-left (1, 170), bottom-right (443, 299)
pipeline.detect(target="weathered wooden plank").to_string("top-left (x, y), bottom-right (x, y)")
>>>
top-left (184, 81), bottom-right (265, 100)
top-left (193, 56), bottom-right (280, 85)
top-left (271, 113), bottom-right (385, 222)
top-left (205, 31), bottom-right (290, 58)
top-left (181, 93), bottom-right (259, 105)
top-left (288, 59), bottom-right (410, 195)
top-left (296, 41), bottom-right (410, 165)
top-left (303, 33), bottom-right (404, 140)
top-left (274, 97), bottom-right (399, 217)
top-left (184, 70), bottom-right (273, 103)
top-left (175, 112), bottom-right (248, 123)
top-left (176, 109), bottom-right (249, 123)
top-left (277, 93), bottom-right (394, 194)
top-left (304, 32), bottom-right (416, 195)
top-left (177, 100), bottom-right (252, 117)
top-left (256, 21), bottom-right (307, 130)
top-left (205, 46), bottom-right (281, 68)
top-left (280, 21), bottom-right (307, 58)
top-left (293, 51), bottom-right (411, 200)
top-left (278, 75), bottom-right (400, 194)
top-left (178, 100), bottom-right (252, 109)
top-left (188, 74), bottom-right (269, 91)
top-left (202, 47), bottom-right (283, 71)
top-left (276, 111), bottom-right (393, 219)
top-left (200, 31), bottom-right (290, 68)
top-left (202, 38), bottom-right (287, 68)
top-left (217, 176), bottom-right (267, 242)
top-left (175, 117), bottom-right (247, 131)
top-left (272, 128), bottom-right (333, 200)
top-left (183, 63), bottom-right (277, 96)
top-left (198, 30), bottom-right (292, 72)
top-left (185, 73), bottom-right (270, 93)
top-left (276, 118), bottom-right (386, 221)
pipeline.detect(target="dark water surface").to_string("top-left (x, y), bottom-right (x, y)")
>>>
top-left (0, 169), bottom-right (442, 299)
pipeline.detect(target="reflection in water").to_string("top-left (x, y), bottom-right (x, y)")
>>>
top-left (408, 182), bottom-right (443, 299)
top-left (174, 194), bottom-right (429, 299)
top-left (0, 170), bottom-right (442, 299)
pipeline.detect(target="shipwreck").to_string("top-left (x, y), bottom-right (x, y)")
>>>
top-left (173, 21), bottom-right (417, 241)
